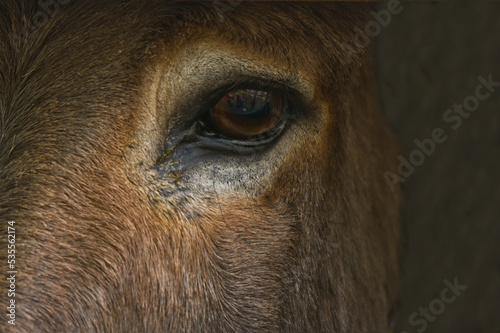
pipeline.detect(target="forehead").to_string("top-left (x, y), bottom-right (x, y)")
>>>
top-left (0, 1), bottom-right (368, 166)
top-left (0, 1), bottom-right (367, 94)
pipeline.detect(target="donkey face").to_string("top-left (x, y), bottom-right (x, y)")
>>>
top-left (0, 1), bottom-right (401, 332)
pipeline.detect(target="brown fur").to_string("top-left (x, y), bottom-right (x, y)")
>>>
top-left (0, 1), bottom-right (401, 332)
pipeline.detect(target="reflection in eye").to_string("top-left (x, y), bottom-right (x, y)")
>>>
top-left (211, 89), bottom-right (287, 139)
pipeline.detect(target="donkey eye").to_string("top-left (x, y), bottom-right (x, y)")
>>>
top-left (208, 89), bottom-right (288, 139)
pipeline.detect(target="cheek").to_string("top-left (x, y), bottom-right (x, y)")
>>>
top-left (151, 190), bottom-right (299, 276)
top-left (144, 194), bottom-right (299, 319)
top-left (154, 194), bottom-right (299, 263)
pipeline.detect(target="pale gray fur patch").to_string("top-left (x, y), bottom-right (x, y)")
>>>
top-left (151, 43), bottom-right (316, 199)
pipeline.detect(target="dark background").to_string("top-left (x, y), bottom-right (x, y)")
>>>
top-left (375, 2), bottom-right (500, 332)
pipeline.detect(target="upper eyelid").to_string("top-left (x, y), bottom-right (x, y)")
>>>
top-left (157, 46), bottom-right (313, 131)
top-left (202, 79), bottom-right (301, 113)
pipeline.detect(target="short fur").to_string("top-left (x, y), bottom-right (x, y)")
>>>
top-left (0, 1), bottom-right (402, 332)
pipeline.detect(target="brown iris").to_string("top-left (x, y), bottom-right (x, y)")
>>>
top-left (211, 89), bottom-right (285, 138)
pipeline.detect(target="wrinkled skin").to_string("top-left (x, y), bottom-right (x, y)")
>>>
top-left (0, 1), bottom-right (401, 332)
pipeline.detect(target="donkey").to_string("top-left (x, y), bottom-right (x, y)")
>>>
top-left (0, 1), bottom-right (402, 332)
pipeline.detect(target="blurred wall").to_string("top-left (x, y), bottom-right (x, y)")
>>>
top-left (375, 2), bottom-right (500, 332)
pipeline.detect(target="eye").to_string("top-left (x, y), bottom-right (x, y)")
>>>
top-left (206, 89), bottom-right (288, 140)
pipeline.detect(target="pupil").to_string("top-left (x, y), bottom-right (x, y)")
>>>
top-left (226, 90), bottom-right (271, 117)
top-left (211, 88), bottom-right (284, 138)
